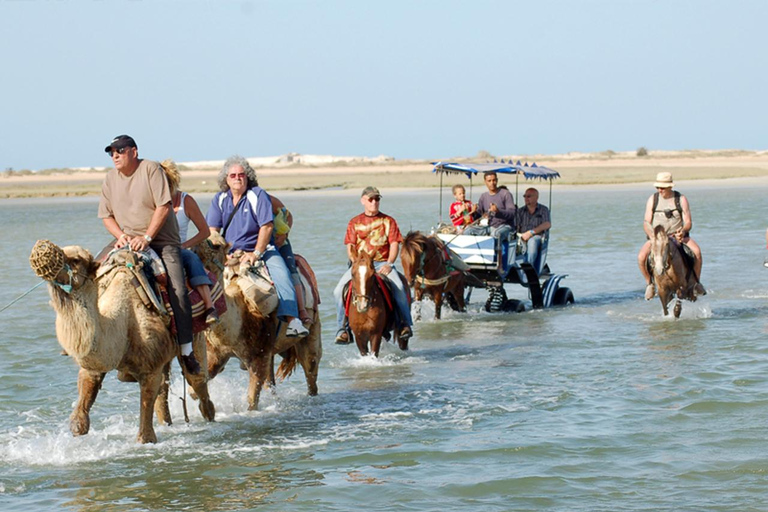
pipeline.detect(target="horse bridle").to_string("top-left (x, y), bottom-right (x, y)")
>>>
top-left (410, 241), bottom-right (451, 290)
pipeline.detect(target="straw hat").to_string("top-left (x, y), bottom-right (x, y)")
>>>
top-left (654, 172), bottom-right (674, 188)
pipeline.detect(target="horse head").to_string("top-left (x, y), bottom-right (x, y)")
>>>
top-left (650, 225), bottom-right (671, 277)
top-left (350, 252), bottom-right (377, 313)
top-left (400, 231), bottom-right (429, 287)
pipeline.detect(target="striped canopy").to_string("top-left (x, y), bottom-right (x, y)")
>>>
top-left (432, 161), bottom-right (560, 180)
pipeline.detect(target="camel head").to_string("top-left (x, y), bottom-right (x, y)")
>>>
top-left (30, 240), bottom-right (98, 295)
top-left (194, 231), bottom-right (231, 276)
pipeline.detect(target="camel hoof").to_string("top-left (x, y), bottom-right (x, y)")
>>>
top-left (70, 415), bottom-right (90, 437)
top-left (136, 431), bottom-right (158, 444)
top-left (199, 400), bottom-right (216, 422)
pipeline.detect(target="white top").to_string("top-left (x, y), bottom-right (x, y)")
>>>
top-left (176, 191), bottom-right (191, 242)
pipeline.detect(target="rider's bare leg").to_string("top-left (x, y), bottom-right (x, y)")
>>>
top-left (684, 238), bottom-right (705, 294)
top-left (637, 241), bottom-right (655, 300)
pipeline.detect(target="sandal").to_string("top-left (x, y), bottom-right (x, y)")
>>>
top-left (299, 310), bottom-right (312, 326)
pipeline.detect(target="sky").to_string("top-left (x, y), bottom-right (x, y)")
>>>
top-left (1, 0), bottom-right (766, 171)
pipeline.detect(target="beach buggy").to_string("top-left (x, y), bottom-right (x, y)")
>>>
top-left (430, 161), bottom-right (574, 313)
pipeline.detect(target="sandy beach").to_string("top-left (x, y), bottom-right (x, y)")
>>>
top-left (2, 149), bottom-right (767, 199)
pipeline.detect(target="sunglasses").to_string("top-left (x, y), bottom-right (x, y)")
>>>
top-left (109, 147), bottom-right (131, 156)
top-left (663, 209), bottom-right (675, 219)
top-left (227, 173), bottom-right (247, 179)
top-left (367, 196), bottom-right (381, 202)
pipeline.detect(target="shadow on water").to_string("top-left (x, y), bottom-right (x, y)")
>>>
top-left (570, 289), bottom-right (643, 308)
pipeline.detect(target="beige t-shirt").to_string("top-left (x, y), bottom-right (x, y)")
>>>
top-left (651, 192), bottom-right (684, 235)
top-left (98, 159), bottom-right (180, 246)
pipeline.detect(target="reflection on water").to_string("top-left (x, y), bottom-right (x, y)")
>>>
top-left (3, 187), bottom-right (768, 511)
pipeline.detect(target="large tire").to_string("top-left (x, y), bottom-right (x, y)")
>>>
top-left (552, 286), bottom-right (574, 306)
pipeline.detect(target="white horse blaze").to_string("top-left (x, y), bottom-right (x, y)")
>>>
top-left (357, 265), bottom-right (368, 297)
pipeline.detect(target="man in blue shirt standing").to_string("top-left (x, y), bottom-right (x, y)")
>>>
top-left (206, 155), bottom-right (308, 338)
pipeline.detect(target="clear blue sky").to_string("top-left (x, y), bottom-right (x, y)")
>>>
top-left (1, 0), bottom-right (765, 170)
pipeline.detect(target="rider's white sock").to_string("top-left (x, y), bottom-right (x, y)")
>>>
top-left (180, 342), bottom-right (193, 356)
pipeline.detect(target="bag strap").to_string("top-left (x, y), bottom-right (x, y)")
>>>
top-left (221, 194), bottom-right (246, 238)
top-left (652, 191), bottom-right (682, 214)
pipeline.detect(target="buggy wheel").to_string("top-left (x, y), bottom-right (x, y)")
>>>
top-left (552, 286), bottom-right (574, 306)
top-left (485, 286), bottom-right (507, 313)
top-left (502, 299), bottom-right (526, 313)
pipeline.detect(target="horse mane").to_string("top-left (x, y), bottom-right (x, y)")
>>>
top-left (401, 231), bottom-right (429, 271)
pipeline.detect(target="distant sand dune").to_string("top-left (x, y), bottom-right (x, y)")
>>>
top-left (2, 149), bottom-right (768, 199)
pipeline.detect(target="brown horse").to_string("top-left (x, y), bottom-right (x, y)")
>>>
top-left (400, 231), bottom-right (471, 319)
top-left (649, 225), bottom-right (698, 318)
top-left (348, 252), bottom-right (405, 356)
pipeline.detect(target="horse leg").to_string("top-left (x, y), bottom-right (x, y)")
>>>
top-left (356, 335), bottom-right (369, 357)
top-left (154, 362), bottom-right (172, 426)
top-left (413, 288), bottom-right (423, 321)
top-left (371, 334), bottom-right (383, 357)
top-left (658, 289), bottom-right (670, 317)
top-left (455, 282), bottom-right (467, 312)
top-left (70, 368), bottom-right (106, 437)
top-left (432, 290), bottom-right (443, 320)
top-left (673, 300), bottom-right (682, 319)
top-left (136, 370), bottom-right (164, 444)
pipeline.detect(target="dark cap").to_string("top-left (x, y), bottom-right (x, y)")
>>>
top-left (104, 135), bottom-right (137, 154)
top-left (361, 186), bottom-right (381, 198)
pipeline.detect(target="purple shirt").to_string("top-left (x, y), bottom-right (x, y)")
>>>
top-left (206, 187), bottom-right (274, 252)
top-left (474, 187), bottom-right (516, 228)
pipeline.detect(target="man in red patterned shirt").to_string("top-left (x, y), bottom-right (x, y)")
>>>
top-left (333, 186), bottom-right (414, 344)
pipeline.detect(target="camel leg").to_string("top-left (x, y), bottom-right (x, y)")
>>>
top-left (70, 369), bottom-right (106, 437)
top-left (136, 371), bottom-right (164, 444)
top-left (154, 362), bottom-right (173, 426)
top-left (246, 354), bottom-right (271, 410)
top-left (297, 321), bottom-right (321, 396)
top-left (184, 336), bottom-right (215, 422)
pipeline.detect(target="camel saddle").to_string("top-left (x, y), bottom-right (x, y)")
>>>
top-left (96, 247), bottom-right (226, 335)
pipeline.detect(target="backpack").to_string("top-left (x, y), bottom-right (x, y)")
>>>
top-left (652, 191), bottom-right (682, 216)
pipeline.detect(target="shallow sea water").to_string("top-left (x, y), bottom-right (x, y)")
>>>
top-left (1, 183), bottom-right (768, 511)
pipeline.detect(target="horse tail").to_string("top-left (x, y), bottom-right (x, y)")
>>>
top-left (276, 346), bottom-right (299, 381)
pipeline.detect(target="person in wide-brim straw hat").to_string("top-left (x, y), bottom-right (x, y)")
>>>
top-left (637, 172), bottom-right (706, 300)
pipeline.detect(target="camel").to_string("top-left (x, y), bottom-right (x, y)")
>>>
top-left (29, 240), bottom-right (215, 444)
top-left (193, 232), bottom-right (322, 408)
